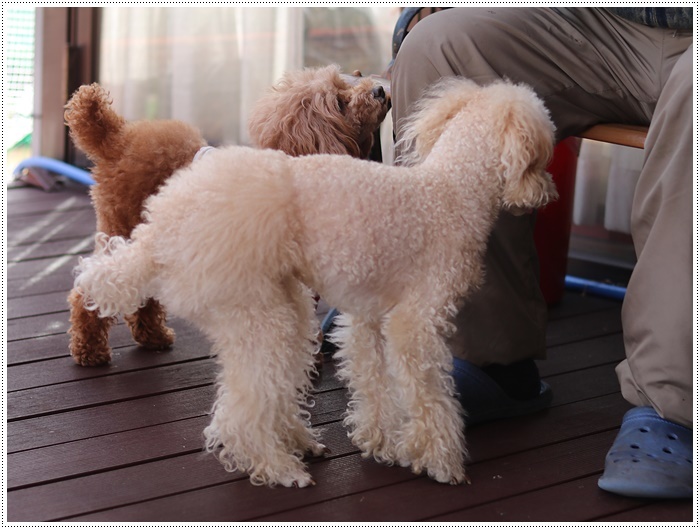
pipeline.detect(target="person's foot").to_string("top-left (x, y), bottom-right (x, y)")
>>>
top-left (481, 358), bottom-right (543, 400)
top-left (598, 406), bottom-right (692, 498)
top-left (452, 357), bottom-right (552, 426)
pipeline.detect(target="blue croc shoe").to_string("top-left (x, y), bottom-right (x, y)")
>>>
top-left (452, 357), bottom-right (552, 426)
top-left (598, 406), bottom-right (693, 499)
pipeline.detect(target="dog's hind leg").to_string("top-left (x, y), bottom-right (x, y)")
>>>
top-left (382, 296), bottom-right (468, 484)
top-left (333, 314), bottom-right (404, 464)
top-left (202, 279), bottom-right (321, 487)
top-left (282, 278), bottom-right (327, 459)
top-left (68, 288), bottom-right (115, 366)
top-left (124, 298), bottom-right (175, 350)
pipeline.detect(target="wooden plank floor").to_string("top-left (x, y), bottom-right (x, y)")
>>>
top-left (6, 183), bottom-right (693, 522)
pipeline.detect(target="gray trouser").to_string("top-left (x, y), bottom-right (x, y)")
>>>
top-left (391, 7), bottom-right (692, 426)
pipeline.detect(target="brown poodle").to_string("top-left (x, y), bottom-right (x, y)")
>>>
top-left (249, 66), bottom-right (388, 158)
top-left (66, 65), bottom-right (389, 366)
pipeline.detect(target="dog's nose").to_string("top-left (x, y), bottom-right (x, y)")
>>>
top-left (372, 85), bottom-right (386, 101)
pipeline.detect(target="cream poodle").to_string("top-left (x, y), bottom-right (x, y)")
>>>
top-left (65, 65), bottom-right (388, 366)
top-left (73, 78), bottom-right (557, 487)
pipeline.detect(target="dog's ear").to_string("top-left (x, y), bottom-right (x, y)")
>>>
top-left (248, 78), bottom-right (360, 156)
top-left (301, 92), bottom-right (362, 157)
top-left (498, 91), bottom-right (558, 213)
top-left (395, 77), bottom-right (482, 167)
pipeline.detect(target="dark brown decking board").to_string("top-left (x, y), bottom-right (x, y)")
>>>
top-left (7, 234), bottom-right (95, 262)
top-left (6, 184), bottom-right (692, 522)
top-left (7, 254), bottom-right (80, 283)
top-left (594, 501), bottom-right (695, 522)
top-left (7, 324), bottom-right (207, 390)
top-left (7, 206), bottom-right (96, 244)
top-left (251, 432), bottom-right (620, 523)
top-left (6, 192), bottom-right (91, 217)
top-left (8, 385), bottom-right (217, 453)
top-left (8, 358), bottom-right (215, 420)
top-left (7, 290), bottom-right (77, 320)
top-left (7, 265), bottom-right (78, 300)
top-left (8, 387), bottom-right (349, 490)
top-left (426, 475), bottom-right (646, 522)
top-left (6, 322), bottom-right (132, 364)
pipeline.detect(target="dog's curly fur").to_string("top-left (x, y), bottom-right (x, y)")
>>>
top-left (74, 79), bottom-right (557, 487)
top-left (64, 84), bottom-right (206, 366)
top-left (65, 65), bottom-right (388, 366)
top-left (249, 66), bottom-right (388, 159)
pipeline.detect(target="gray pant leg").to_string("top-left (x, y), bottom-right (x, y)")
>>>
top-left (393, 8), bottom-right (668, 146)
top-left (391, 7), bottom-right (689, 370)
top-left (617, 47), bottom-right (693, 427)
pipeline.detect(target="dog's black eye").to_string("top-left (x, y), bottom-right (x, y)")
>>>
top-left (337, 96), bottom-right (346, 113)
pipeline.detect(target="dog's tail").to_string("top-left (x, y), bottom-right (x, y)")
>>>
top-left (73, 232), bottom-right (156, 318)
top-left (65, 83), bottom-right (126, 162)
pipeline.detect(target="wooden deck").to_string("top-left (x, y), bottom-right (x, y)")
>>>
top-left (6, 182), bottom-right (693, 522)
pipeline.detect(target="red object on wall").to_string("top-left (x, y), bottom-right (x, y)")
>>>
top-left (534, 137), bottom-right (580, 305)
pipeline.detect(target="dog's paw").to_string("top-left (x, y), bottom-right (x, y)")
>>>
top-left (124, 298), bottom-right (175, 350)
top-left (134, 327), bottom-right (175, 350)
top-left (429, 467), bottom-right (469, 485)
top-left (275, 471), bottom-right (316, 488)
top-left (70, 342), bottom-right (112, 366)
top-left (306, 441), bottom-right (329, 458)
top-left (348, 426), bottom-right (388, 459)
top-left (72, 350), bottom-right (112, 367)
top-left (415, 460), bottom-right (469, 486)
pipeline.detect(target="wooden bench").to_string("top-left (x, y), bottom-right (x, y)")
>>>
top-left (579, 124), bottom-right (647, 149)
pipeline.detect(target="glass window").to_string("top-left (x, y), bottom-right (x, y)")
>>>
top-left (98, 6), bottom-right (398, 147)
top-left (4, 6), bottom-right (35, 185)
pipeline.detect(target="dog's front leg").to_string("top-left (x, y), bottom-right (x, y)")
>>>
top-left (333, 314), bottom-right (404, 463)
top-left (382, 301), bottom-right (468, 485)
